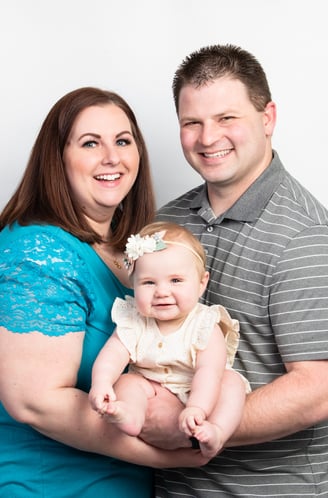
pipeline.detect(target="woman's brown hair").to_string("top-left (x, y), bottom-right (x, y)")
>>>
top-left (0, 87), bottom-right (155, 250)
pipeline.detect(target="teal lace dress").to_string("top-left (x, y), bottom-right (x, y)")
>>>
top-left (0, 223), bottom-right (153, 497)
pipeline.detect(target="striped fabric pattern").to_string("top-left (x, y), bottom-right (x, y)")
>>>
top-left (155, 152), bottom-right (328, 497)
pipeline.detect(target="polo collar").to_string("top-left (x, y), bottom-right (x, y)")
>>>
top-left (191, 151), bottom-right (285, 223)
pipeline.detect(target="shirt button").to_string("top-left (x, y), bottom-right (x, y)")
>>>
top-left (158, 342), bottom-right (163, 348)
top-left (207, 226), bottom-right (214, 232)
top-left (164, 367), bottom-right (169, 374)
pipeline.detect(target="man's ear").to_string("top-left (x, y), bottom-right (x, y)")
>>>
top-left (263, 101), bottom-right (276, 136)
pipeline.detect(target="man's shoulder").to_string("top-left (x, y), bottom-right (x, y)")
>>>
top-left (157, 184), bottom-right (204, 218)
top-left (279, 170), bottom-right (328, 226)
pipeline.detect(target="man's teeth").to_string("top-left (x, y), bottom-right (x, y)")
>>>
top-left (203, 149), bottom-right (230, 158)
top-left (95, 174), bottom-right (120, 180)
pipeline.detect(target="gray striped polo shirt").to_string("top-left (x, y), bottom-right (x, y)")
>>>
top-left (155, 151), bottom-right (328, 497)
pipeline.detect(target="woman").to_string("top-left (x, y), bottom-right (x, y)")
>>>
top-left (0, 87), bottom-right (205, 497)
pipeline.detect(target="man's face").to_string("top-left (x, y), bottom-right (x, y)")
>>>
top-left (178, 77), bottom-right (276, 200)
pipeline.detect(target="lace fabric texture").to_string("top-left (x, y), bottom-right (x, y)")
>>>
top-left (0, 225), bottom-right (93, 336)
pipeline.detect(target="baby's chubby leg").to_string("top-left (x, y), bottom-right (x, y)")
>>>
top-left (103, 373), bottom-right (156, 436)
top-left (196, 369), bottom-right (246, 458)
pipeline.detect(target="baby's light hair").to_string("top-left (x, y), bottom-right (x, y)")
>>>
top-left (138, 221), bottom-right (207, 274)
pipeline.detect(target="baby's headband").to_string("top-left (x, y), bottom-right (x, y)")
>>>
top-left (124, 230), bottom-right (204, 275)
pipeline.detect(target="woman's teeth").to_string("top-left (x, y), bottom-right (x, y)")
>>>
top-left (95, 174), bottom-right (121, 180)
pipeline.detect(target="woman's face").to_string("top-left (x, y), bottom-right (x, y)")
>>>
top-left (63, 103), bottom-right (140, 234)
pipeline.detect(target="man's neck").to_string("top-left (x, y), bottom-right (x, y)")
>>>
top-left (207, 153), bottom-right (273, 217)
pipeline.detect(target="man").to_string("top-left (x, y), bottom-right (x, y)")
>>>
top-left (153, 44), bottom-right (328, 497)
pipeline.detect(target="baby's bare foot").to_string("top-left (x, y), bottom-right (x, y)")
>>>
top-left (103, 400), bottom-right (127, 421)
top-left (103, 401), bottom-right (143, 436)
top-left (193, 421), bottom-right (224, 458)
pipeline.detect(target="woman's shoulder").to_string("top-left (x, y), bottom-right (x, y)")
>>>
top-left (0, 224), bottom-right (95, 335)
top-left (1, 223), bottom-right (89, 265)
top-left (0, 223), bottom-right (95, 295)
top-left (2, 222), bottom-right (81, 246)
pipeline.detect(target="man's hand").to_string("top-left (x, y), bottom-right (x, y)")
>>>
top-left (140, 382), bottom-right (191, 449)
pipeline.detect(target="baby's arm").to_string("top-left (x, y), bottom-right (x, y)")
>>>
top-left (179, 324), bottom-right (226, 435)
top-left (89, 331), bottom-right (130, 415)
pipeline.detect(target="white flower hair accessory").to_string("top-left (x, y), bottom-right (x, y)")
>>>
top-left (124, 231), bottom-right (167, 274)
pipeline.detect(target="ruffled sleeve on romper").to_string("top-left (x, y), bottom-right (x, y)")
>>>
top-left (215, 304), bottom-right (251, 392)
top-left (187, 303), bottom-right (239, 365)
top-left (192, 303), bottom-right (250, 392)
top-left (111, 295), bottom-right (142, 362)
top-left (216, 304), bottom-right (240, 367)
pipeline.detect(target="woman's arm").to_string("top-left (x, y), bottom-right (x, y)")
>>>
top-left (0, 326), bottom-right (208, 468)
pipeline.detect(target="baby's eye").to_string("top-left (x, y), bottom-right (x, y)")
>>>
top-left (171, 278), bottom-right (182, 284)
top-left (143, 280), bottom-right (155, 286)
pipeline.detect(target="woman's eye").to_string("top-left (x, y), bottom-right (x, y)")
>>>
top-left (82, 140), bottom-right (97, 148)
top-left (117, 138), bottom-right (131, 146)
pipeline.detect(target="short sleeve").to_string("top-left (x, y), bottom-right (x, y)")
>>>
top-left (0, 228), bottom-right (93, 336)
top-left (270, 225), bottom-right (328, 361)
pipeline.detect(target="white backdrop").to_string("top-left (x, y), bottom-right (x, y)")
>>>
top-left (1, 0), bottom-right (327, 210)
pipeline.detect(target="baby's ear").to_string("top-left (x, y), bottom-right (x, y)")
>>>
top-left (199, 270), bottom-right (210, 296)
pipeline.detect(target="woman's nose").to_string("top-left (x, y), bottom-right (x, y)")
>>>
top-left (101, 144), bottom-right (120, 166)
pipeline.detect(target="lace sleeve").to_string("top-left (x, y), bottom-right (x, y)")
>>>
top-left (0, 230), bottom-right (93, 336)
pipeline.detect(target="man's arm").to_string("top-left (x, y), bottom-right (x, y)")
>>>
top-left (227, 359), bottom-right (328, 447)
top-left (141, 360), bottom-right (328, 450)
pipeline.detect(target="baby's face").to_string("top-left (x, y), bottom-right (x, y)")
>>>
top-left (133, 244), bottom-right (208, 326)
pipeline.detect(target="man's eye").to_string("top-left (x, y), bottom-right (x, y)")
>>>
top-left (183, 121), bottom-right (199, 127)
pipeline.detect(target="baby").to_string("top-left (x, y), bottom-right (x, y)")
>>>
top-left (89, 221), bottom-right (250, 458)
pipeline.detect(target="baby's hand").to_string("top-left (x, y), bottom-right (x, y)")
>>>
top-left (89, 386), bottom-right (116, 415)
top-left (179, 406), bottom-right (206, 436)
